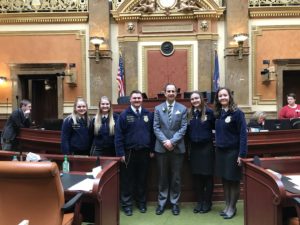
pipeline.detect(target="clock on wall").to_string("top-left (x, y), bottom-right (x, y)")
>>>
top-left (157, 0), bottom-right (177, 9)
top-left (160, 41), bottom-right (174, 56)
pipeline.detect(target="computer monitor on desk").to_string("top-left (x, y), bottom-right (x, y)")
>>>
top-left (264, 119), bottom-right (292, 131)
top-left (290, 118), bottom-right (300, 129)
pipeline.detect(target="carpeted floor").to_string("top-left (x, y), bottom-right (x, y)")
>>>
top-left (120, 201), bottom-right (244, 225)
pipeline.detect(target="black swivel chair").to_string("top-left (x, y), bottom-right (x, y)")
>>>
top-left (117, 96), bottom-right (130, 104)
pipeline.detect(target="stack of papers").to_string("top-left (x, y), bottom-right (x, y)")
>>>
top-left (285, 175), bottom-right (300, 191)
top-left (67, 166), bottom-right (102, 191)
top-left (68, 179), bottom-right (95, 191)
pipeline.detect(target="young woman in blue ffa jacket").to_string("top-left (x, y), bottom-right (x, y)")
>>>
top-left (89, 96), bottom-right (119, 156)
top-left (187, 91), bottom-right (215, 214)
top-left (214, 87), bottom-right (247, 219)
top-left (61, 98), bottom-right (90, 155)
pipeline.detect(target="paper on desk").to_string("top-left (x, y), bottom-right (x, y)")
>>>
top-left (68, 178), bottom-right (95, 191)
top-left (286, 175), bottom-right (300, 190)
top-left (86, 166), bottom-right (102, 178)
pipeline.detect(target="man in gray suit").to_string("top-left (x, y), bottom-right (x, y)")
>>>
top-left (153, 83), bottom-right (187, 215)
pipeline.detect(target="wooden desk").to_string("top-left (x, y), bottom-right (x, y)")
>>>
top-left (0, 151), bottom-right (120, 225)
top-left (242, 157), bottom-right (300, 225)
top-left (247, 130), bottom-right (300, 157)
top-left (15, 128), bottom-right (300, 202)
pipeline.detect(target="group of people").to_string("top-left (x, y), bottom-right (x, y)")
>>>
top-left (59, 83), bottom-right (247, 219)
top-left (3, 86), bottom-right (300, 220)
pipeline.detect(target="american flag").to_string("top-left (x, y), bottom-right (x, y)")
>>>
top-left (116, 53), bottom-right (125, 97)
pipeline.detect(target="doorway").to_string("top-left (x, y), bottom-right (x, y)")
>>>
top-left (282, 70), bottom-right (300, 106)
top-left (19, 75), bottom-right (58, 126)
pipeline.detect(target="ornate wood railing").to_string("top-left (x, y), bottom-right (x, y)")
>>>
top-left (0, 0), bottom-right (88, 13)
top-left (249, 0), bottom-right (300, 7)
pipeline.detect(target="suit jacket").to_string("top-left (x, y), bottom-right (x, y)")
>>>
top-left (153, 101), bottom-right (187, 153)
top-left (1, 108), bottom-right (31, 141)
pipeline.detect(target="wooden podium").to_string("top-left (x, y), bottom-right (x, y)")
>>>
top-left (242, 157), bottom-right (300, 225)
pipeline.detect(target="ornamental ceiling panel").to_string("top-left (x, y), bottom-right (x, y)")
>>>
top-left (111, 0), bottom-right (225, 21)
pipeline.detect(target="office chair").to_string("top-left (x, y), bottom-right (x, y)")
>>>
top-left (0, 161), bottom-right (82, 225)
top-left (117, 96), bottom-right (130, 104)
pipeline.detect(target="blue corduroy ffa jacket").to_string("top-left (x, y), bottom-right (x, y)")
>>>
top-left (89, 113), bottom-right (119, 149)
top-left (215, 108), bottom-right (248, 158)
top-left (187, 107), bottom-right (215, 143)
top-left (115, 106), bottom-right (155, 157)
top-left (61, 116), bottom-right (90, 154)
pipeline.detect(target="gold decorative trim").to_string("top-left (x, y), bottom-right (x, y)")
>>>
top-left (0, 12), bottom-right (88, 24)
top-left (112, 12), bottom-right (223, 21)
top-left (196, 33), bottom-right (218, 40)
top-left (249, 6), bottom-right (300, 18)
top-left (111, 0), bottom-right (225, 21)
top-left (141, 44), bottom-right (193, 94)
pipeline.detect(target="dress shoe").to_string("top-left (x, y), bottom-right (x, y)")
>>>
top-left (138, 204), bottom-right (147, 213)
top-left (223, 208), bottom-right (236, 219)
top-left (123, 207), bottom-right (133, 216)
top-left (200, 202), bottom-right (212, 213)
top-left (193, 202), bottom-right (202, 213)
top-left (155, 205), bottom-right (165, 215)
top-left (171, 204), bottom-right (180, 216)
top-left (219, 211), bottom-right (227, 216)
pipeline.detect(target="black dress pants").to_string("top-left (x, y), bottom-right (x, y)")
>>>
top-left (120, 149), bottom-right (150, 208)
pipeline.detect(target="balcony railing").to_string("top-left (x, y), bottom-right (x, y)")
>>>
top-left (249, 0), bottom-right (300, 7)
top-left (0, 0), bottom-right (88, 13)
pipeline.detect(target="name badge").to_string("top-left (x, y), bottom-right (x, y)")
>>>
top-left (72, 124), bottom-right (81, 129)
top-left (126, 115), bottom-right (135, 123)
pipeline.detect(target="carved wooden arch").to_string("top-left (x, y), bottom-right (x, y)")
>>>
top-left (112, 0), bottom-right (224, 20)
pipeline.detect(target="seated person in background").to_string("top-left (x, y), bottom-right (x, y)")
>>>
top-left (279, 93), bottom-right (300, 119)
top-left (247, 111), bottom-right (266, 132)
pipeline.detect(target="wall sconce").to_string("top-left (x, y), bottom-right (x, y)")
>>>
top-left (90, 36), bottom-right (104, 63)
top-left (261, 59), bottom-right (276, 82)
top-left (233, 33), bottom-right (248, 60)
top-left (60, 63), bottom-right (77, 86)
top-left (0, 76), bottom-right (7, 84)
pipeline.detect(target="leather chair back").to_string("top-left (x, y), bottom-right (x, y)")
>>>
top-left (0, 161), bottom-right (65, 225)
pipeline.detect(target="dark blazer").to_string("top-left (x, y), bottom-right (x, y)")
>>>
top-left (115, 106), bottom-right (155, 157)
top-left (1, 108), bottom-right (30, 141)
top-left (61, 116), bottom-right (90, 154)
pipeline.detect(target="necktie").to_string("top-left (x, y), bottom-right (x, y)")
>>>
top-left (195, 110), bottom-right (200, 119)
top-left (136, 109), bottom-right (140, 117)
top-left (168, 105), bottom-right (173, 123)
top-left (102, 116), bottom-right (108, 123)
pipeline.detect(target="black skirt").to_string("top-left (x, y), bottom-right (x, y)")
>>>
top-left (190, 141), bottom-right (214, 175)
top-left (215, 147), bottom-right (242, 181)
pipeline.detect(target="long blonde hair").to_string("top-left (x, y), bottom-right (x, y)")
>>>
top-left (94, 96), bottom-right (115, 136)
top-left (71, 98), bottom-right (89, 126)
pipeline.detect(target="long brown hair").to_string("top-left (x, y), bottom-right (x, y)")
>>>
top-left (94, 96), bottom-right (115, 136)
top-left (214, 87), bottom-right (237, 118)
top-left (188, 91), bottom-right (206, 122)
